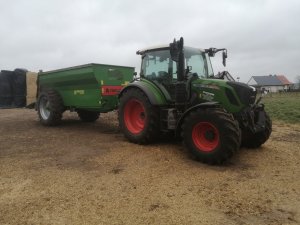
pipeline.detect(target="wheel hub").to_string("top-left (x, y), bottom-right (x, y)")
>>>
top-left (140, 112), bottom-right (145, 120)
top-left (124, 99), bottom-right (146, 134)
top-left (204, 130), bottom-right (215, 141)
top-left (192, 122), bottom-right (220, 152)
top-left (39, 96), bottom-right (51, 120)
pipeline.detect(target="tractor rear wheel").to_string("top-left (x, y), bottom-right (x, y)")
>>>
top-left (119, 88), bottom-right (159, 144)
top-left (242, 112), bottom-right (272, 148)
top-left (182, 108), bottom-right (240, 164)
top-left (77, 110), bottom-right (100, 122)
top-left (37, 90), bottom-right (64, 126)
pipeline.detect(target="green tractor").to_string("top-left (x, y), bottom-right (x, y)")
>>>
top-left (118, 37), bottom-right (272, 164)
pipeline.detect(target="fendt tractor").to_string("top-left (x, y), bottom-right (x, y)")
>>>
top-left (37, 37), bottom-right (272, 164)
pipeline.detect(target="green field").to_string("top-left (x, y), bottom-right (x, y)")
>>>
top-left (262, 92), bottom-right (300, 123)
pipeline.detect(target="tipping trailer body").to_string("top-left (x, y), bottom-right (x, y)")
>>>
top-left (38, 63), bottom-right (134, 112)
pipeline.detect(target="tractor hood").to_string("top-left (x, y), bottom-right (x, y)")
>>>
top-left (191, 78), bottom-right (257, 113)
top-left (226, 81), bottom-right (257, 106)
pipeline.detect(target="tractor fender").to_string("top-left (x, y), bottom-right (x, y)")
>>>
top-left (119, 82), bottom-right (167, 105)
top-left (176, 102), bottom-right (220, 135)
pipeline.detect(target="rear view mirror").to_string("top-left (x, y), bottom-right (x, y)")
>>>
top-left (222, 50), bottom-right (227, 67)
top-left (206, 48), bottom-right (227, 67)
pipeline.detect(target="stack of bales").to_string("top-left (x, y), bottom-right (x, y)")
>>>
top-left (26, 71), bottom-right (38, 107)
top-left (0, 69), bottom-right (37, 108)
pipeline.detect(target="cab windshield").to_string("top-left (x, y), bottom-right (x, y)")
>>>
top-left (140, 47), bottom-right (214, 80)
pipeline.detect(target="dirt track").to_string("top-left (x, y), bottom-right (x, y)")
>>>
top-left (0, 109), bottom-right (299, 225)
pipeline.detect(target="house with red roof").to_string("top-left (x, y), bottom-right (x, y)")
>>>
top-left (247, 75), bottom-right (293, 92)
top-left (277, 75), bottom-right (293, 90)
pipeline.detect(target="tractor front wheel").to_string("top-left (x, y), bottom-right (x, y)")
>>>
top-left (118, 88), bottom-right (159, 144)
top-left (182, 108), bottom-right (240, 164)
top-left (242, 111), bottom-right (272, 148)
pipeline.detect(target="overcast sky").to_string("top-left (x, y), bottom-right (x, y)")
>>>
top-left (0, 0), bottom-right (299, 82)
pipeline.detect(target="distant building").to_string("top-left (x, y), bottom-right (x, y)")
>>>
top-left (277, 75), bottom-right (294, 91)
top-left (247, 75), bottom-right (293, 93)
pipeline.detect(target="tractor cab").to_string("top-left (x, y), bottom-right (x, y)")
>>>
top-left (136, 40), bottom-right (229, 105)
top-left (137, 45), bottom-right (214, 101)
top-left (137, 45), bottom-right (213, 80)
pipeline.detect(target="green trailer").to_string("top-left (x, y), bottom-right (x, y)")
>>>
top-left (36, 63), bottom-right (134, 125)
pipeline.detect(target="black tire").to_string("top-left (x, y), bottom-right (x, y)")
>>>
top-left (37, 90), bottom-right (64, 126)
top-left (242, 112), bottom-right (272, 148)
top-left (77, 110), bottom-right (100, 122)
top-left (182, 108), bottom-right (241, 165)
top-left (118, 88), bottom-right (160, 144)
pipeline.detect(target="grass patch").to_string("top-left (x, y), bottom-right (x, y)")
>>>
top-left (262, 92), bottom-right (300, 123)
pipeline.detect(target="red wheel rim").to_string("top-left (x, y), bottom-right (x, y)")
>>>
top-left (192, 122), bottom-right (219, 152)
top-left (124, 99), bottom-right (146, 134)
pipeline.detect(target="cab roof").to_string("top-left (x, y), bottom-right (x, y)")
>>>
top-left (136, 45), bottom-right (205, 55)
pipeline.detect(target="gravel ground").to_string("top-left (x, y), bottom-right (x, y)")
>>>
top-left (0, 108), bottom-right (299, 225)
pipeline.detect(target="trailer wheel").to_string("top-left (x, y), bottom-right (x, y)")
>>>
top-left (119, 88), bottom-right (159, 144)
top-left (37, 90), bottom-right (64, 126)
top-left (242, 112), bottom-right (272, 148)
top-left (77, 110), bottom-right (100, 122)
top-left (182, 108), bottom-right (240, 164)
